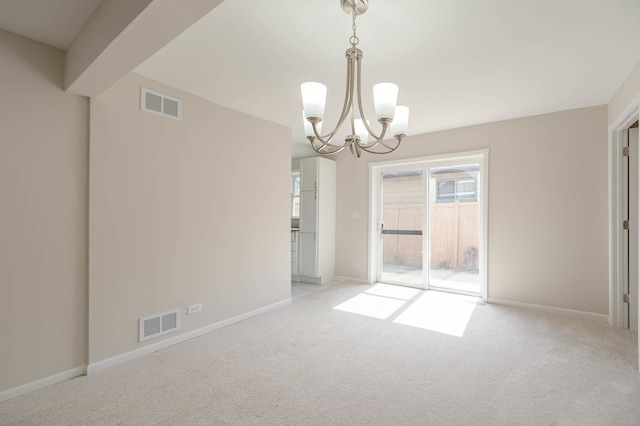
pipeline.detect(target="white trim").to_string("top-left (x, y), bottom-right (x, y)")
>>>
top-left (299, 275), bottom-right (323, 285)
top-left (479, 152), bottom-right (489, 302)
top-left (0, 366), bottom-right (87, 403)
top-left (369, 149), bottom-right (490, 169)
top-left (87, 298), bottom-right (291, 375)
top-left (609, 129), bottom-right (624, 328)
top-left (488, 298), bottom-right (609, 323)
top-left (367, 162), bottom-right (379, 284)
top-left (333, 275), bottom-right (372, 284)
top-left (608, 93), bottom-right (640, 132)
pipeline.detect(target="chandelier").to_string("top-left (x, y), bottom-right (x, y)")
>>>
top-left (301, 0), bottom-right (409, 158)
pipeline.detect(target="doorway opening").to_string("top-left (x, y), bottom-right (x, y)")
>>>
top-left (370, 150), bottom-right (488, 301)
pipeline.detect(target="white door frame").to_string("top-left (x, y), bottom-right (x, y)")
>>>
top-left (368, 149), bottom-right (489, 301)
top-left (609, 95), bottom-right (640, 330)
top-left (629, 127), bottom-right (640, 333)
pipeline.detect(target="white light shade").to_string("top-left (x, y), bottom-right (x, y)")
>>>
top-left (302, 111), bottom-right (322, 137)
top-left (390, 106), bottom-right (409, 136)
top-left (301, 82), bottom-right (327, 120)
top-left (373, 83), bottom-right (398, 120)
top-left (354, 119), bottom-right (370, 145)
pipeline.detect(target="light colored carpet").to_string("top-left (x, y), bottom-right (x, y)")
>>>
top-left (1, 281), bottom-right (639, 425)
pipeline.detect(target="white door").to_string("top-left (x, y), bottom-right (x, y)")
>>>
top-left (629, 127), bottom-right (639, 332)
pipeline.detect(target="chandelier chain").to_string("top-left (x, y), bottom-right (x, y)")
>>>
top-left (350, 3), bottom-right (359, 47)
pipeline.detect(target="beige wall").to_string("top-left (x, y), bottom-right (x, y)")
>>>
top-left (89, 73), bottom-right (291, 363)
top-left (608, 59), bottom-right (640, 124)
top-left (335, 106), bottom-right (609, 315)
top-left (0, 29), bottom-right (89, 392)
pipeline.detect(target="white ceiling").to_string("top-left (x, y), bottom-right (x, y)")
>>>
top-left (2, 0), bottom-right (640, 157)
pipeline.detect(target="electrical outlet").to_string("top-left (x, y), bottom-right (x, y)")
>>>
top-left (352, 262), bottom-right (359, 268)
top-left (187, 304), bottom-right (202, 314)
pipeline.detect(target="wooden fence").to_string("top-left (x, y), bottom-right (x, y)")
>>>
top-left (383, 201), bottom-right (479, 271)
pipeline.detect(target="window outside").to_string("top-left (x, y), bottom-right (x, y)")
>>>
top-left (436, 177), bottom-right (477, 203)
top-left (291, 172), bottom-right (301, 217)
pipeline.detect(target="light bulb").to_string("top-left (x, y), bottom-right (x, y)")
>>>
top-left (391, 106), bottom-right (409, 136)
top-left (373, 83), bottom-right (398, 120)
top-left (301, 82), bottom-right (327, 120)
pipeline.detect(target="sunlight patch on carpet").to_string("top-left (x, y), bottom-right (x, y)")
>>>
top-left (333, 293), bottom-right (406, 319)
top-left (334, 284), bottom-right (478, 336)
top-left (394, 291), bottom-right (477, 337)
top-left (333, 284), bottom-right (417, 319)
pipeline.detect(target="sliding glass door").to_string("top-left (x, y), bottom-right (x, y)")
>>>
top-left (371, 151), bottom-right (488, 299)
top-left (380, 169), bottom-right (425, 288)
top-left (427, 163), bottom-right (481, 295)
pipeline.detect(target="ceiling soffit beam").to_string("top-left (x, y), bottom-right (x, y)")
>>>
top-left (64, 0), bottom-right (225, 97)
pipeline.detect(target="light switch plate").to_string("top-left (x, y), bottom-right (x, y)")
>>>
top-left (187, 304), bottom-right (202, 314)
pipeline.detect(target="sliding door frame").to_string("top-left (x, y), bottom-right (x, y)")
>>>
top-left (368, 149), bottom-right (489, 301)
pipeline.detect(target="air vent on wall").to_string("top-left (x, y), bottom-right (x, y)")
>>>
top-left (139, 309), bottom-right (181, 342)
top-left (141, 87), bottom-right (182, 120)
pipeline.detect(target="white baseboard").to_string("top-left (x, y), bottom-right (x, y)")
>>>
top-left (487, 298), bottom-right (609, 323)
top-left (0, 365), bottom-right (86, 403)
top-left (1, 298), bottom-right (293, 403)
top-left (87, 297), bottom-right (292, 375)
top-left (333, 275), bottom-right (370, 284)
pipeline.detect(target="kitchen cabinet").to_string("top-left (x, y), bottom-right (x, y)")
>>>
top-left (301, 157), bottom-right (318, 191)
top-left (298, 157), bottom-right (336, 284)
top-left (299, 191), bottom-right (317, 233)
top-left (291, 230), bottom-right (299, 275)
top-left (298, 232), bottom-right (317, 277)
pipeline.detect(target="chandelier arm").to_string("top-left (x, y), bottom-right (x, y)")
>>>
top-left (309, 133), bottom-right (353, 150)
top-left (358, 123), bottom-right (389, 150)
top-left (358, 135), bottom-right (404, 154)
top-left (309, 138), bottom-right (348, 155)
top-left (360, 143), bottom-right (401, 154)
top-left (359, 137), bottom-right (400, 154)
top-left (338, 52), bottom-right (358, 136)
top-left (354, 53), bottom-right (383, 139)
top-left (315, 50), bottom-right (358, 144)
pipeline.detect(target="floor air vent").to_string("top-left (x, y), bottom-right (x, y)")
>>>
top-left (141, 87), bottom-right (182, 120)
top-left (139, 309), bottom-right (181, 342)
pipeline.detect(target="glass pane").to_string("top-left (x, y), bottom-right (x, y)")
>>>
top-left (437, 180), bottom-right (455, 202)
top-left (291, 172), bottom-right (301, 218)
top-left (292, 196), bottom-right (300, 218)
top-left (456, 179), bottom-right (476, 201)
top-left (429, 164), bottom-right (480, 295)
top-left (381, 170), bottom-right (424, 287)
top-left (292, 173), bottom-right (300, 196)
